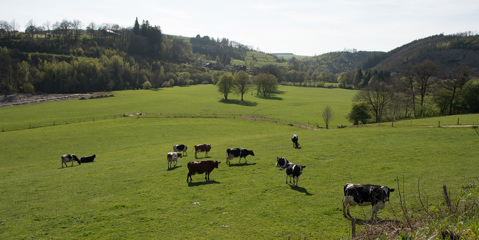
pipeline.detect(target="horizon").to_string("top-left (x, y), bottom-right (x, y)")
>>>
top-left (2, 0), bottom-right (479, 56)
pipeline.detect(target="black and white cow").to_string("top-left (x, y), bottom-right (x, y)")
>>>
top-left (61, 154), bottom-right (81, 168)
top-left (292, 134), bottom-right (299, 148)
top-left (276, 157), bottom-right (292, 169)
top-left (173, 144), bottom-right (188, 156)
top-left (226, 148), bottom-right (255, 165)
top-left (285, 163), bottom-right (305, 186)
top-left (342, 183), bottom-right (395, 221)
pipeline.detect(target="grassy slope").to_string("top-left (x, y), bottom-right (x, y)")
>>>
top-left (0, 85), bottom-right (478, 239)
top-left (0, 85), bottom-right (356, 131)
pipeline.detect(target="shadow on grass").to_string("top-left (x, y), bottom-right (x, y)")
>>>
top-left (187, 180), bottom-right (220, 187)
top-left (227, 162), bottom-right (257, 167)
top-left (167, 165), bottom-right (182, 171)
top-left (290, 185), bottom-right (313, 196)
top-left (256, 95), bottom-right (283, 101)
top-left (219, 99), bottom-right (258, 106)
top-left (347, 218), bottom-right (400, 226)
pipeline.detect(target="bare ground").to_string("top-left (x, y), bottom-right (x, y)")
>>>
top-left (0, 93), bottom-right (110, 108)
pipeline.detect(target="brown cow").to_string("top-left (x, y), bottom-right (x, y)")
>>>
top-left (187, 160), bottom-right (220, 182)
top-left (167, 152), bottom-right (182, 169)
top-left (194, 144), bottom-right (211, 159)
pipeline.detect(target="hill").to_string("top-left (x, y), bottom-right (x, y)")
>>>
top-left (369, 33), bottom-right (479, 76)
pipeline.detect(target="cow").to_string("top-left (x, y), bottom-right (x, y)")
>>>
top-left (80, 154), bottom-right (96, 163)
top-left (286, 163), bottom-right (305, 186)
top-left (342, 183), bottom-right (395, 221)
top-left (167, 152), bottom-right (183, 169)
top-left (292, 134), bottom-right (299, 148)
top-left (194, 144), bottom-right (211, 159)
top-left (61, 154), bottom-right (81, 168)
top-left (187, 160), bottom-right (221, 182)
top-left (226, 148), bottom-right (255, 165)
top-left (173, 144), bottom-right (188, 156)
top-left (276, 157), bottom-right (292, 169)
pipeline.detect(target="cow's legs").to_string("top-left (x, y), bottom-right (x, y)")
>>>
top-left (342, 201), bottom-right (350, 218)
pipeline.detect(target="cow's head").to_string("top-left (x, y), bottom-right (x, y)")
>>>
top-left (72, 154), bottom-right (81, 165)
top-left (372, 186), bottom-right (394, 203)
top-left (214, 161), bottom-right (221, 168)
top-left (177, 153), bottom-right (183, 158)
top-left (249, 150), bottom-right (255, 156)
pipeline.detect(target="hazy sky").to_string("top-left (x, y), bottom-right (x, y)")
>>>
top-left (2, 0), bottom-right (479, 55)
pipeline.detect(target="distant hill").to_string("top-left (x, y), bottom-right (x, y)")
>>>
top-left (370, 33), bottom-right (479, 76)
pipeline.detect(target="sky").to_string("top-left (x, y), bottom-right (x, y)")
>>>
top-left (2, 0), bottom-right (479, 56)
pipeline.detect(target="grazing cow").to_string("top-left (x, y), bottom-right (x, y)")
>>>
top-left (61, 154), bottom-right (81, 168)
top-left (187, 160), bottom-right (221, 182)
top-left (342, 183), bottom-right (395, 221)
top-left (173, 144), bottom-right (188, 156)
top-left (167, 152), bottom-right (183, 169)
top-left (276, 157), bottom-right (292, 169)
top-left (286, 163), bottom-right (305, 186)
top-left (226, 148), bottom-right (255, 165)
top-left (80, 154), bottom-right (96, 163)
top-left (292, 134), bottom-right (299, 148)
top-left (194, 144), bottom-right (211, 159)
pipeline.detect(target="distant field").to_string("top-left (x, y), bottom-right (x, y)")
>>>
top-left (1, 85), bottom-right (478, 239)
top-left (0, 85), bottom-right (357, 132)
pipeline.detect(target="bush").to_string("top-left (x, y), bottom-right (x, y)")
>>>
top-left (142, 80), bottom-right (152, 89)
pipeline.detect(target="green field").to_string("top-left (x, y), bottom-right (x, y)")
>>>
top-left (1, 85), bottom-right (478, 239)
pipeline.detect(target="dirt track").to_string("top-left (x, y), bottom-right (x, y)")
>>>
top-left (0, 93), bottom-right (102, 107)
top-left (241, 115), bottom-right (320, 130)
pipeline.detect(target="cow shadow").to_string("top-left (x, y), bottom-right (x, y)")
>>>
top-left (167, 165), bottom-right (182, 171)
top-left (187, 180), bottom-right (220, 187)
top-left (290, 185), bottom-right (313, 196)
top-left (219, 99), bottom-right (257, 106)
top-left (227, 162), bottom-right (257, 167)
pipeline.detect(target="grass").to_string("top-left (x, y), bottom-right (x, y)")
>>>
top-left (1, 85), bottom-right (478, 239)
top-left (0, 85), bottom-right (357, 132)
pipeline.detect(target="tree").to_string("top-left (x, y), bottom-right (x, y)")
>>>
top-left (413, 60), bottom-right (438, 117)
top-left (217, 73), bottom-right (234, 100)
top-left (460, 81), bottom-right (479, 113)
top-left (441, 65), bottom-right (470, 115)
top-left (354, 82), bottom-right (391, 123)
top-left (234, 71), bottom-right (250, 101)
top-left (254, 73), bottom-right (277, 97)
top-left (322, 105), bottom-right (333, 129)
top-left (133, 17), bottom-right (140, 35)
top-left (398, 65), bottom-right (418, 117)
top-left (347, 102), bottom-right (371, 125)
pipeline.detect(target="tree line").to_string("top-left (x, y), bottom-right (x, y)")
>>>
top-left (347, 61), bottom-right (479, 124)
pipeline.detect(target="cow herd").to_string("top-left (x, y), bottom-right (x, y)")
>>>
top-left (60, 134), bottom-right (395, 221)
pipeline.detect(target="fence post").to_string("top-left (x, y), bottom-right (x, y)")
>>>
top-left (438, 121), bottom-right (441, 128)
top-left (457, 118), bottom-right (460, 125)
top-left (351, 218), bottom-right (356, 238)
top-left (443, 185), bottom-right (451, 209)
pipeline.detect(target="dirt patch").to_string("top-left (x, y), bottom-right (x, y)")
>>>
top-left (241, 115), bottom-right (319, 130)
top-left (0, 93), bottom-right (111, 107)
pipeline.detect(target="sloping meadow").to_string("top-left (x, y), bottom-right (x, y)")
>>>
top-left (1, 85), bottom-right (478, 239)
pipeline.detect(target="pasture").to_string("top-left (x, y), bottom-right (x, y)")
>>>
top-left (0, 85), bottom-right (478, 239)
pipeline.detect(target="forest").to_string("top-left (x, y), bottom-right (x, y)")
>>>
top-left (1, 18), bottom-right (478, 122)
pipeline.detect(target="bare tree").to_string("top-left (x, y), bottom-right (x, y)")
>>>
top-left (0, 20), bottom-right (12, 37)
top-left (355, 82), bottom-right (391, 123)
top-left (10, 19), bottom-right (20, 37)
top-left (25, 19), bottom-right (35, 38)
top-left (322, 105), bottom-right (333, 129)
top-left (43, 21), bottom-right (51, 38)
top-left (441, 65), bottom-right (470, 115)
top-left (414, 60), bottom-right (438, 117)
top-left (72, 19), bottom-right (82, 39)
top-left (399, 64), bottom-right (418, 117)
